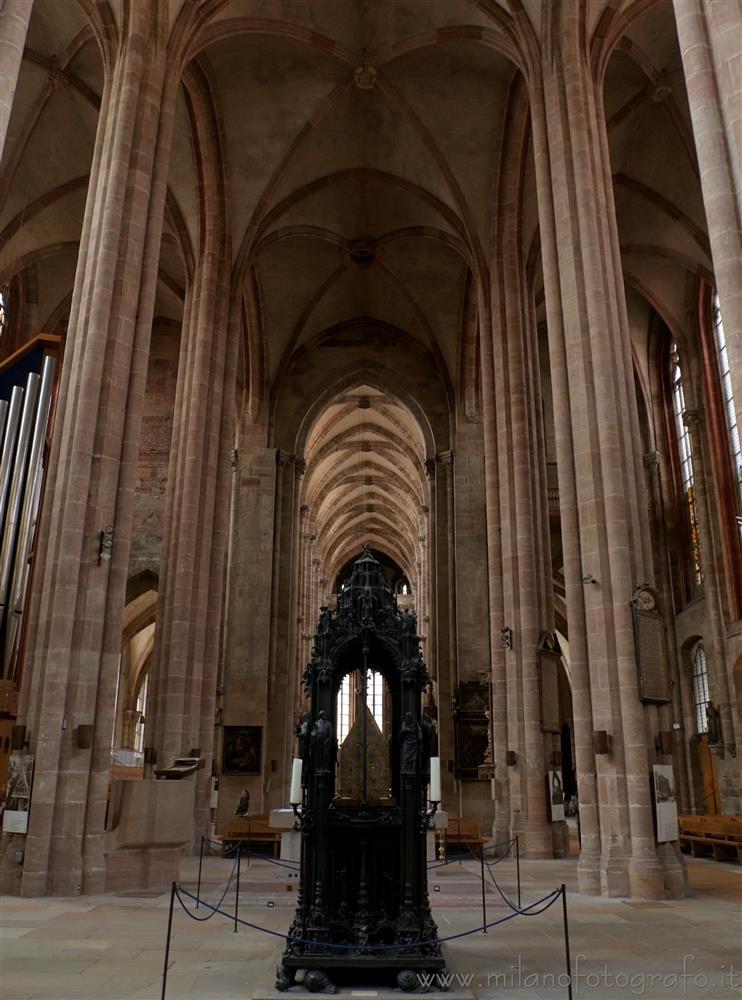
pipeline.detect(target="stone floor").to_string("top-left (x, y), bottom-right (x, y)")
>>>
top-left (1, 850), bottom-right (740, 999)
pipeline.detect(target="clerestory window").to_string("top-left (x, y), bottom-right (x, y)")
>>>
top-left (711, 294), bottom-right (742, 534)
top-left (670, 342), bottom-right (703, 586)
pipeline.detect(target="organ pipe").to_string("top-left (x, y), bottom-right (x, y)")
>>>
top-left (0, 387), bottom-right (24, 535)
top-left (5, 356), bottom-right (56, 677)
top-left (0, 372), bottom-right (40, 677)
top-left (0, 400), bottom-right (8, 455)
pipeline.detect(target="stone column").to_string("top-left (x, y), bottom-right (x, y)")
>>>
top-left (491, 83), bottom-right (553, 858)
top-left (674, 0), bottom-right (742, 434)
top-left (148, 235), bottom-right (235, 842)
top-left (14, 6), bottom-right (176, 896)
top-left (683, 409), bottom-right (739, 762)
top-left (263, 450), bottom-right (300, 809)
top-left (477, 290), bottom-right (511, 847)
top-left (530, 5), bottom-right (665, 898)
top-left (0, 0), bottom-right (32, 161)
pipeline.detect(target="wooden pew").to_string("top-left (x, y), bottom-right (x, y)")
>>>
top-left (441, 815), bottom-right (486, 858)
top-left (678, 814), bottom-right (742, 863)
top-left (218, 813), bottom-right (281, 857)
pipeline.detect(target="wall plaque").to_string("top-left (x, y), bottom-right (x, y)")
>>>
top-left (631, 587), bottom-right (671, 703)
top-left (453, 680), bottom-right (490, 780)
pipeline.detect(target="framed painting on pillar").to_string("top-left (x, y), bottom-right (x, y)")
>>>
top-left (652, 764), bottom-right (679, 842)
top-left (223, 726), bottom-right (262, 775)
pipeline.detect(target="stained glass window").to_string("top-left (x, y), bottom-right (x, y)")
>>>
top-left (670, 343), bottom-right (703, 585)
top-left (691, 642), bottom-right (709, 734)
top-left (711, 294), bottom-right (742, 535)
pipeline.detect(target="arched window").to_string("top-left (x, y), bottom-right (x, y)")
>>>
top-left (711, 294), bottom-right (742, 531)
top-left (134, 673), bottom-right (148, 754)
top-left (690, 642), bottom-right (709, 735)
top-left (670, 342), bottom-right (703, 585)
top-left (337, 669), bottom-right (384, 743)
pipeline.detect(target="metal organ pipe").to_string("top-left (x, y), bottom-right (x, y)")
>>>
top-left (0, 400), bottom-right (8, 455)
top-left (0, 387), bottom-right (24, 534)
top-left (0, 372), bottom-right (40, 674)
top-left (5, 356), bottom-right (56, 677)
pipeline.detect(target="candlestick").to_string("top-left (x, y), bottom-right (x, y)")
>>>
top-left (430, 756), bottom-right (441, 802)
top-left (289, 757), bottom-right (303, 805)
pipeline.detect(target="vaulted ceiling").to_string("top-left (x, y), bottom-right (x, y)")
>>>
top-left (1, 0), bottom-right (708, 393)
top-left (302, 385), bottom-right (427, 584)
top-left (0, 0), bottom-right (715, 574)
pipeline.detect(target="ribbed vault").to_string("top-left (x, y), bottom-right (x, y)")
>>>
top-left (302, 384), bottom-right (427, 592)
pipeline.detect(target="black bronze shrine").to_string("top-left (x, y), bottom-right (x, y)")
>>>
top-left (276, 548), bottom-right (445, 993)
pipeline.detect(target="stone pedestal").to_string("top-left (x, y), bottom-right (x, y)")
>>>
top-left (269, 808), bottom-right (301, 862)
top-left (104, 778), bottom-right (195, 891)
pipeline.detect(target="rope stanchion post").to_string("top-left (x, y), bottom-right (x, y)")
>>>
top-left (479, 846), bottom-right (487, 933)
top-left (516, 835), bottom-right (521, 909)
top-left (161, 881), bottom-right (176, 1000)
top-left (561, 883), bottom-right (573, 1000)
top-left (196, 836), bottom-right (204, 908)
top-left (234, 844), bottom-right (242, 932)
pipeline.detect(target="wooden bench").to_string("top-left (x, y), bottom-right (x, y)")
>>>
top-left (678, 814), bottom-right (742, 863)
top-left (440, 816), bottom-right (486, 859)
top-left (218, 814), bottom-right (281, 858)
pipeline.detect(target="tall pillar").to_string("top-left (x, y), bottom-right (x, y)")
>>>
top-left (477, 290), bottom-right (511, 847)
top-left (684, 410), bottom-right (739, 764)
top-left (491, 82), bottom-right (553, 858)
top-left (674, 0), bottom-right (742, 433)
top-left (530, 5), bottom-right (665, 898)
top-left (0, 0), bottom-right (32, 161)
top-left (148, 162), bottom-right (235, 841)
top-left (14, 6), bottom-right (176, 896)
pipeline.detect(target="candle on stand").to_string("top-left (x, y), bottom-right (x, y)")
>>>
top-left (430, 756), bottom-right (441, 802)
top-left (289, 758), bottom-right (303, 805)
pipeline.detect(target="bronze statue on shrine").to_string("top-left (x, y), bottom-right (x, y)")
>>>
top-left (400, 712), bottom-right (421, 775)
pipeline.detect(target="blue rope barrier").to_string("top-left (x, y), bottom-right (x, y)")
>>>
top-left (174, 882), bottom-right (562, 951)
top-left (204, 837), bottom-right (301, 869)
top-left (176, 849), bottom-right (241, 922)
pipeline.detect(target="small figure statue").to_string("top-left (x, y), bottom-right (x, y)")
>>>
top-left (311, 709), bottom-right (334, 772)
top-left (317, 607), bottom-right (332, 635)
top-left (235, 788), bottom-right (250, 817)
top-left (706, 700), bottom-right (722, 746)
top-left (400, 712), bottom-right (421, 775)
top-left (297, 711), bottom-right (311, 761)
top-left (421, 712), bottom-right (436, 780)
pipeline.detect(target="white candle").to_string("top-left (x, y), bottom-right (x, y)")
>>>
top-left (430, 756), bottom-right (441, 803)
top-left (289, 758), bottom-right (303, 805)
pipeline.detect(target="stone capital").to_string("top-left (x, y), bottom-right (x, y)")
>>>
top-left (682, 408), bottom-right (703, 430)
